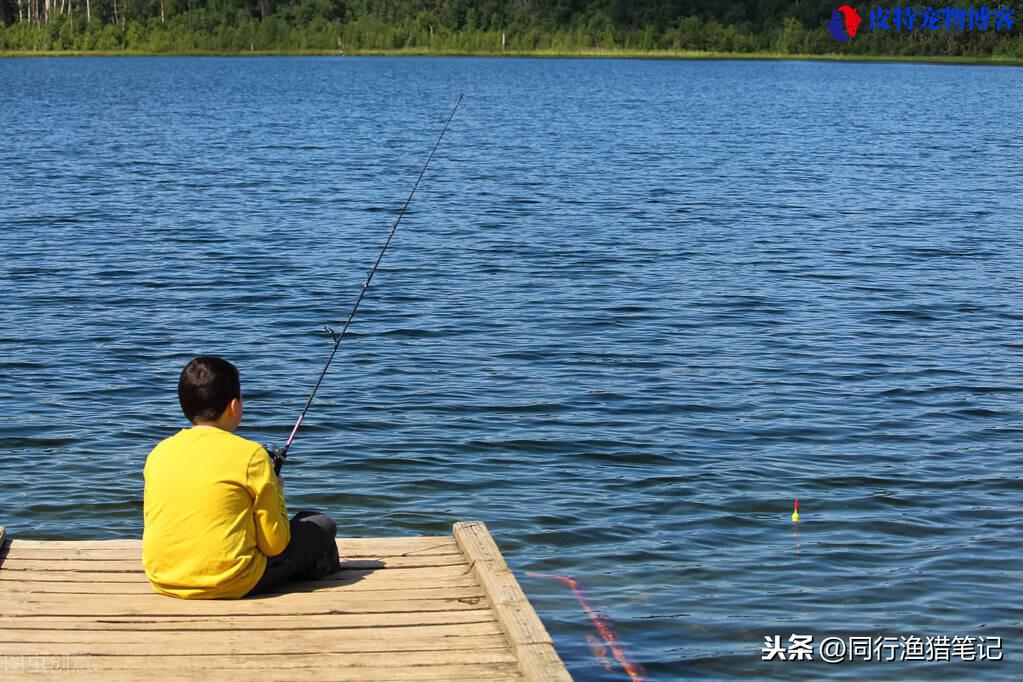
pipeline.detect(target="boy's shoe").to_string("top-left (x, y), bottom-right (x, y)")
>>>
top-left (300, 545), bottom-right (341, 580)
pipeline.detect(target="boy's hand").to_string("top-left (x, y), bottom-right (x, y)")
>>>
top-left (263, 443), bottom-right (286, 476)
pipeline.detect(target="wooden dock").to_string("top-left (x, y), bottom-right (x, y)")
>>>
top-left (0, 522), bottom-right (570, 681)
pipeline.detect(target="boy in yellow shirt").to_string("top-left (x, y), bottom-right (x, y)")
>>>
top-left (143, 356), bottom-right (340, 598)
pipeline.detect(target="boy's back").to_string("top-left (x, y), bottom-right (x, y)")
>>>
top-left (143, 425), bottom-right (289, 599)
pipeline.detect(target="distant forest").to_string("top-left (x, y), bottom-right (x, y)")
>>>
top-left (1, 0), bottom-right (1021, 57)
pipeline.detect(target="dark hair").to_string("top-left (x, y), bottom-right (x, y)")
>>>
top-left (178, 356), bottom-right (241, 423)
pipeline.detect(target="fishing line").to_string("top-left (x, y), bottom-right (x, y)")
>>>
top-left (528, 572), bottom-right (647, 682)
top-left (265, 94), bottom-right (463, 474)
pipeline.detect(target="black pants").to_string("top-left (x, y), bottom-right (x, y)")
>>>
top-left (247, 510), bottom-right (338, 596)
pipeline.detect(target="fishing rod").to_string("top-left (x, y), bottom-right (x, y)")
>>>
top-left (265, 94), bottom-right (463, 475)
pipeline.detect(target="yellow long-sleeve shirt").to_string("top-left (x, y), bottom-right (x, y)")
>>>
top-left (142, 425), bottom-right (290, 599)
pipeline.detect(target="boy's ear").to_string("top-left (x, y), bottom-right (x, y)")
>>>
top-left (229, 397), bottom-right (243, 417)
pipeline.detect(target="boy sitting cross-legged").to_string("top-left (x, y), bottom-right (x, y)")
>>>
top-left (143, 355), bottom-right (340, 598)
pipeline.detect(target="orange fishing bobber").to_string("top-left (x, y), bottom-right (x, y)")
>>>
top-left (791, 498), bottom-right (799, 524)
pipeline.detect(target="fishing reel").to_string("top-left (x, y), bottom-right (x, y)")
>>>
top-left (263, 444), bottom-right (288, 476)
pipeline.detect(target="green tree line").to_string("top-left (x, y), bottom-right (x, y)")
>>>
top-left (0, 0), bottom-right (1021, 58)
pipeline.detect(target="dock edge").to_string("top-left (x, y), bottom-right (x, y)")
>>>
top-left (454, 520), bottom-right (572, 682)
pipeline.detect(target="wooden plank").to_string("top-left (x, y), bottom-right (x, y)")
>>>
top-left (0, 559), bottom-right (146, 572)
top-left (7, 663), bottom-right (523, 682)
top-left (0, 621), bottom-right (502, 642)
top-left (0, 580), bottom-right (483, 600)
top-left (0, 634), bottom-right (512, 656)
top-left (0, 575), bottom-right (482, 595)
top-left (0, 545), bottom-right (463, 562)
top-left (1, 581), bottom-right (485, 601)
top-left (7, 537), bottom-right (453, 549)
top-left (2, 539), bottom-right (137, 549)
top-left (5, 650), bottom-right (519, 669)
top-left (3, 537), bottom-right (460, 560)
top-left (5, 536), bottom-right (453, 551)
top-left (0, 554), bottom-right (468, 572)
top-left (0, 592), bottom-right (489, 617)
top-left (454, 521), bottom-right (571, 682)
top-left (0, 564), bottom-right (475, 584)
top-left (0, 609), bottom-right (499, 631)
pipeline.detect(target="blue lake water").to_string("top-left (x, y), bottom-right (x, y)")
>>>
top-left (1, 56), bottom-right (1022, 680)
